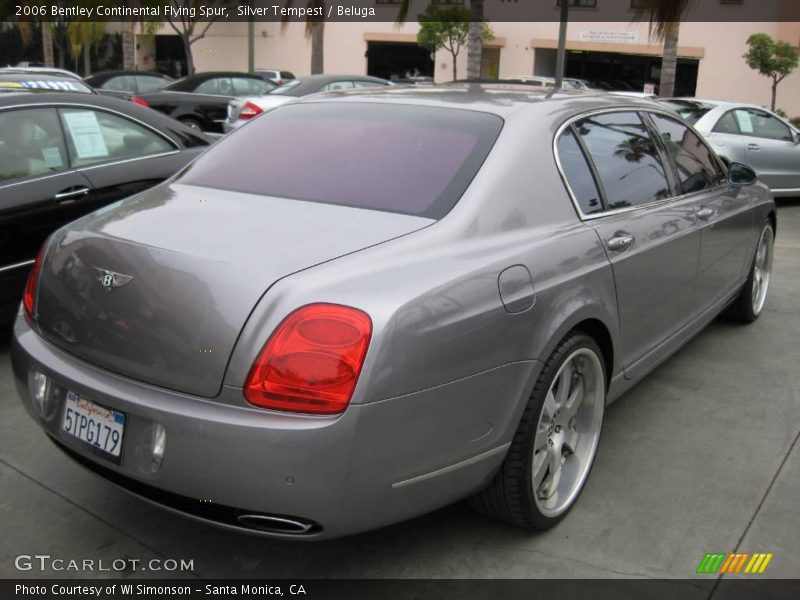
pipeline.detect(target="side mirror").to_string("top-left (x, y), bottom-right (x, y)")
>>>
top-left (728, 162), bottom-right (758, 186)
top-left (793, 130), bottom-right (800, 145)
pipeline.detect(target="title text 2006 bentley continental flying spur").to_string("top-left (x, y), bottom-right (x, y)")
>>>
top-left (12, 85), bottom-right (775, 539)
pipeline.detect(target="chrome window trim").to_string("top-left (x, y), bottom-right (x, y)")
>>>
top-left (553, 105), bottom-right (730, 222)
top-left (75, 149), bottom-right (181, 172)
top-left (0, 259), bottom-right (35, 273)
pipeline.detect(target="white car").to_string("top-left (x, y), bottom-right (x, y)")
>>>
top-left (660, 98), bottom-right (800, 197)
top-left (223, 74), bottom-right (392, 133)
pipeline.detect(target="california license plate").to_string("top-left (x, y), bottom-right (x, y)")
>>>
top-left (62, 391), bottom-right (125, 461)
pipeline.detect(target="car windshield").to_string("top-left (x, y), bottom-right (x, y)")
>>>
top-left (178, 102), bottom-right (503, 219)
top-left (658, 100), bottom-right (714, 124)
top-left (0, 78), bottom-right (92, 94)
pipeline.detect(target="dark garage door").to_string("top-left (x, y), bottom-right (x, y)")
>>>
top-left (367, 42), bottom-right (434, 82)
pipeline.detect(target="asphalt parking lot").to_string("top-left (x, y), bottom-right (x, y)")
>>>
top-left (1, 201), bottom-right (798, 582)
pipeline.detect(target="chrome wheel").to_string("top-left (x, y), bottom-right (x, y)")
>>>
top-left (532, 347), bottom-right (605, 518)
top-left (751, 225), bottom-right (773, 316)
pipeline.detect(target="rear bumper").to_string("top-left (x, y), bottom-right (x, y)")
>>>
top-left (12, 315), bottom-right (538, 539)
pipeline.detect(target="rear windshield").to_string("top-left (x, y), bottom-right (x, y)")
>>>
top-left (178, 102), bottom-right (503, 219)
top-left (658, 100), bottom-right (713, 124)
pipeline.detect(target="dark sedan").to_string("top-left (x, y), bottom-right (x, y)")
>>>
top-left (84, 70), bottom-right (174, 101)
top-left (0, 91), bottom-right (211, 327)
top-left (137, 72), bottom-right (276, 133)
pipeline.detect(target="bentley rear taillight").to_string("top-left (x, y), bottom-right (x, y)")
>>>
top-left (23, 241), bottom-right (48, 320)
top-left (131, 96), bottom-right (149, 107)
top-left (244, 304), bottom-right (372, 414)
top-left (238, 101), bottom-right (263, 120)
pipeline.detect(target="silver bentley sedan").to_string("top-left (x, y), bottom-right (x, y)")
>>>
top-left (12, 84), bottom-right (775, 539)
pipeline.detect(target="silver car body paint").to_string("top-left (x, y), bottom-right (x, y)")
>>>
top-left (12, 86), bottom-right (775, 539)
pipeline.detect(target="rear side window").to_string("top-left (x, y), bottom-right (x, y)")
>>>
top-left (649, 113), bottom-right (723, 194)
top-left (0, 108), bottom-right (68, 183)
top-left (573, 112), bottom-right (671, 210)
top-left (178, 103), bottom-right (503, 219)
top-left (712, 111), bottom-right (740, 134)
top-left (556, 128), bottom-right (603, 215)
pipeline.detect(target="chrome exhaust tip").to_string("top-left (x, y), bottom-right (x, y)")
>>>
top-left (237, 513), bottom-right (319, 535)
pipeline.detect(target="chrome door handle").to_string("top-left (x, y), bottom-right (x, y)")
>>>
top-left (54, 187), bottom-right (91, 202)
top-left (607, 233), bottom-right (635, 252)
top-left (697, 206), bottom-right (716, 221)
top-left (747, 143), bottom-right (761, 151)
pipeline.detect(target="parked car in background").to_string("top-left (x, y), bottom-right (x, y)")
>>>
top-left (84, 71), bottom-right (174, 102)
top-left (610, 91), bottom-right (658, 100)
top-left (255, 69), bottom-right (296, 86)
top-left (13, 86), bottom-right (775, 540)
top-left (0, 71), bottom-right (93, 94)
top-left (661, 98), bottom-right (800, 196)
top-left (224, 74), bottom-right (392, 132)
top-left (137, 72), bottom-right (276, 133)
top-left (0, 91), bottom-right (210, 327)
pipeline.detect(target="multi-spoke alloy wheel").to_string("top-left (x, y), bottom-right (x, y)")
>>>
top-left (727, 220), bottom-right (774, 323)
top-left (751, 225), bottom-right (774, 317)
top-left (532, 347), bottom-right (605, 518)
top-left (469, 331), bottom-right (606, 529)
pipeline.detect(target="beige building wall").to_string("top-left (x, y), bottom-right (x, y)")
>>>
top-left (140, 19), bottom-right (800, 116)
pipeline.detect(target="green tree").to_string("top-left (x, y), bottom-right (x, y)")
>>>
top-left (396, 1), bottom-right (489, 81)
top-left (417, 4), bottom-right (491, 82)
top-left (633, 0), bottom-right (697, 97)
top-left (743, 33), bottom-right (799, 111)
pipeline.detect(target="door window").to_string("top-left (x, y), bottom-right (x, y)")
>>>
top-left (101, 75), bottom-right (136, 92)
top-left (135, 75), bottom-right (170, 93)
top-left (353, 80), bottom-right (386, 88)
top-left (194, 77), bottom-right (232, 95)
top-left (574, 111), bottom-right (671, 210)
top-left (556, 128), bottom-right (604, 215)
top-left (649, 113), bottom-right (724, 194)
top-left (730, 108), bottom-right (793, 141)
top-left (0, 108), bottom-right (69, 183)
top-left (231, 77), bottom-right (272, 96)
top-left (59, 109), bottom-right (174, 168)
top-left (323, 81), bottom-right (355, 91)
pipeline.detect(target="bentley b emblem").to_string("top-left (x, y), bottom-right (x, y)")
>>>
top-left (93, 267), bottom-right (133, 292)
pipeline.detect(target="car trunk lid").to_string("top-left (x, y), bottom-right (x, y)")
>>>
top-left (35, 183), bottom-right (432, 397)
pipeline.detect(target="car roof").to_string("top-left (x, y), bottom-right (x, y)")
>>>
top-left (86, 70), bottom-right (171, 81)
top-left (291, 82), bottom-right (660, 119)
top-left (0, 72), bottom-right (94, 94)
top-left (0, 66), bottom-right (82, 80)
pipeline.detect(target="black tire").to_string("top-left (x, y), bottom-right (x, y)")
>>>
top-left (179, 117), bottom-right (204, 131)
top-left (725, 221), bottom-right (774, 324)
top-left (469, 331), bottom-right (606, 530)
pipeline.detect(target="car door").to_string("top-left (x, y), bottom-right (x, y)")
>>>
top-left (560, 110), bottom-right (701, 379)
top-left (647, 112), bottom-right (753, 308)
top-left (0, 106), bottom-right (95, 322)
top-left (722, 107), bottom-right (800, 191)
top-left (57, 106), bottom-right (185, 210)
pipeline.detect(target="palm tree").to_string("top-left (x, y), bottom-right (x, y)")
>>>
top-left (282, 1), bottom-right (325, 74)
top-left (634, 0), bottom-right (697, 97)
top-left (66, 21), bottom-right (105, 76)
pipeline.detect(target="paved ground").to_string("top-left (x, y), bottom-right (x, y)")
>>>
top-left (0, 202), bottom-right (798, 582)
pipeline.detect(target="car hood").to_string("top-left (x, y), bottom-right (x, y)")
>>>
top-left (35, 183), bottom-right (432, 397)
